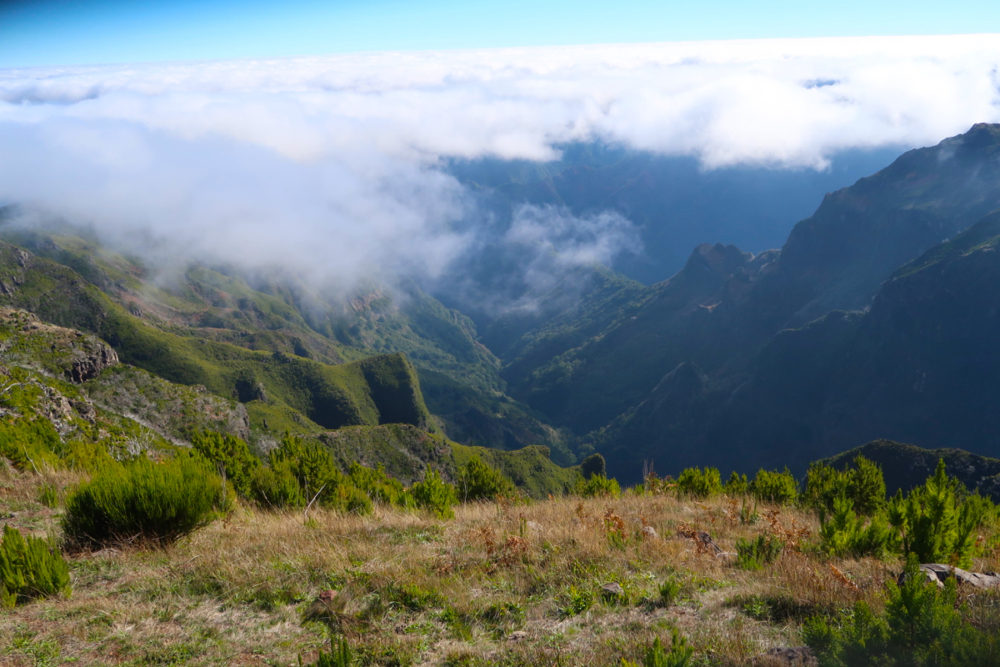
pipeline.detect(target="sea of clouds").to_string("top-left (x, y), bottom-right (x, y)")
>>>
top-left (1, 34), bottom-right (999, 294)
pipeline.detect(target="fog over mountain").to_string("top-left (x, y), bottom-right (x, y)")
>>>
top-left (2, 35), bottom-right (999, 295)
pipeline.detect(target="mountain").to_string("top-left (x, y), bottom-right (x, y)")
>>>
top-left (0, 220), bottom-right (574, 461)
top-left (448, 142), bottom-right (901, 284)
top-left (0, 303), bottom-right (579, 496)
top-left (4, 125), bottom-right (1000, 487)
top-left (488, 124), bottom-right (1000, 480)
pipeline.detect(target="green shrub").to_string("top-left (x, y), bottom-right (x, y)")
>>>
top-left (268, 436), bottom-right (345, 507)
top-left (751, 468), bottom-right (798, 504)
top-left (804, 558), bottom-right (1000, 665)
top-left (804, 456), bottom-right (886, 518)
top-left (456, 455), bottom-right (516, 502)
top-left (0, 418), bottom-right (62, 471)
top-left (63, 453), bottom-right (228, 549)
top-left (735, 534), bottom-right (783, 570)
top-left (0, 525), bottom-right (71, 608)
top-left (622, 631), bottom-right (694, 667)
top-left (675, 467), bottom-right (722, 498)
top-left (266, 437), bottom-right (374, 514)
top-left (190, 431), bottom-right (261, 498)
top-left (887, 459), bottom-right (994, 566)
top-left (249, 465), bottom-right (305, 508)
top-left (849, 456), bottom-right (887, 516)
top-left (724, 471), bottom-right (749, 495)
top-left (410, 467), bottom-right (457, 519)
top-left (574, 473), bottom-right (621, 498)
top-left (348, 462), bottom-right (412, 508)
top-left (38, 483), bottom-right (60, 508)
top-left (818, 493), bottom-right (897, 558)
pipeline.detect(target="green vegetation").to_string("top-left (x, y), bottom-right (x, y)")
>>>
top-left (455, 455), bottom-right (516, 501)
top-left (409, 467), bottom-right (458, 518)
top-left (621, 632), bottom-right (694, 667)
top-left (750, 468), bottom-right (798, 504)
top-left (63, 454), bottom-right (229, 549)
top-left (804, 559), bottom-right (1000, 666)
top-left (887, 460), bottom-right (994, 567)
top-left (0, 526), bottom-right (71, 608)
top-left (815, 458), bottom-right (996, 565)
top-left (675, 466), bottom-right (722, 498)
top-left (735, 534), bottom-right (783, 571)
top-left (574, 473), bottom-right (621, 498)
top-left (724, 471), bottom-right (749, 495)
top-left (805, 456), bottom-right (886, 517)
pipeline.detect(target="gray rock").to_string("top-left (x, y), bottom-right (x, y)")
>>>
top-left (600, 582), bottom-right (625, 599)
top-left (904, 564), bottom-right (1000, 589)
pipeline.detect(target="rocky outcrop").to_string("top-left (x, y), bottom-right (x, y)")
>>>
top-left (905, 564), bottom-right (1000, 590)
top-left (65, 339), bottom-right (118, 383)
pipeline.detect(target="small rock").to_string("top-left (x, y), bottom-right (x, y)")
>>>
top-left (641, 525), bottom-right (659, 539)
top-left (600, 582), bottom-right (625, 599)
top-left (526, 521), bottom-right (543, 532)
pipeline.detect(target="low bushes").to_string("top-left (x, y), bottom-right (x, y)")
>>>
top-left (456, 455), bottom-right (516, 502)
top-left (804, 559), bottom-right (1000, 665)
top-left (410, 468), bottom-right (458, 518)
top-left (676, 467), bottom-right (722, 498)
top-left (815, 459), bottom-right (996, 565)
top-left (63, 453), bottom-right (229, 549)
top-left (804, 455), bottom-right (885, 518)
top-left (575, 473), bottom-right (621, 498)
top-left (0, 525), bottom-right (71, 607)
top-left (750, 468), bottom-right (798, 504)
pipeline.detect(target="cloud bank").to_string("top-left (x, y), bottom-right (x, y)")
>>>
top-left (1, 34), bottom-right (999, 293)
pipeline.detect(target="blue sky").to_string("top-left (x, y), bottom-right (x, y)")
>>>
top-left (2, 0), bottom-right (999, 67)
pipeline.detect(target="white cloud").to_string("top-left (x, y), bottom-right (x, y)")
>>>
top-left (0, 34), bottom-right (998, 291)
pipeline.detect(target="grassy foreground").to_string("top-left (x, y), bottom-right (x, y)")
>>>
top-left (3, 462), bottom-right (998, 666)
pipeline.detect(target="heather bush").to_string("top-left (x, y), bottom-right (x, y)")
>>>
top-left (804, 456), bottom-right (886, 518)
top-left (456, 455), bottom-right (516, 502)
top-left (724, 471), bottom-right (749, 495)
top-left (0, 525), bottom-right (71, 608)
top-left (63, 453), bottom-right (228, 549)
top-left (190, 431), bottom-right (261, 498)
top-left (410, 467), bottom-right (457, 518)
top-left (818, 493), bottom-right (897, 558)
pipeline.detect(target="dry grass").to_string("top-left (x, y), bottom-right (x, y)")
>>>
top-left (0, 469), bottom-right (966, 666)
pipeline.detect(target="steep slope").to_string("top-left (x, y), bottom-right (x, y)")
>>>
top-left (0, 241), bottom-right (432, 434)
top-left (500, 124), bottom-right (1000, 467)
top-left (0, 307), bottom-right (579, 497)
top-left (0, 224), bottom-right (568, 457)
top-left (599, 208), bottom-right (1000, 478)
